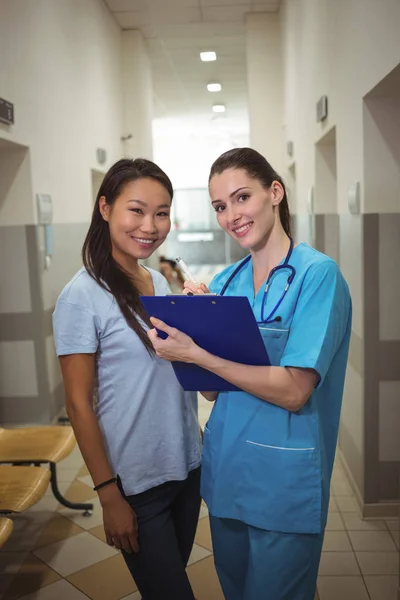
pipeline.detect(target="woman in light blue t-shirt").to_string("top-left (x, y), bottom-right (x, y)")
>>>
top-left (53, 158), bottom-right (202, 600)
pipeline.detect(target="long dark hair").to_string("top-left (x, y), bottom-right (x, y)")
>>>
top-left (82, 158), bottom-right (173, 353)
top-left (209, 147), bottom-right (291, 236)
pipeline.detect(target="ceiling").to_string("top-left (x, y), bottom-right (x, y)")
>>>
top-left (103, 0), bottom-right (281, 136)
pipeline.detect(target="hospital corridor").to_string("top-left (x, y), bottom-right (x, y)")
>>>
top-left (0, 0), bottom-right (399, 599)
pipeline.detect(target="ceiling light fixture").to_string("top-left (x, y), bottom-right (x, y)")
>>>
top-left (207, 83), bottom-right (222, 92)
top-left (212, 104), bottom-right (226, 113)
top-left (200, 51), bottom-right (217, 62)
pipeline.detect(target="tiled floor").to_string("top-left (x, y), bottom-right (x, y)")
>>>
top-left (0, 397), bottom-right (398, 599)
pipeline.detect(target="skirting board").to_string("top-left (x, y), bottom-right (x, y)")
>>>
top-left (338, 448), bottom-right (400, 519)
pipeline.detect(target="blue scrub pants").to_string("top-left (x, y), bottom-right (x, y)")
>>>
top-left (209, 516), bottom-right (324, 600)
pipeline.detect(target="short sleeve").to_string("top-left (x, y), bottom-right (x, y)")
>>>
top-left (52, 301), bottom-right (99, 356)
top-left (280, 260), bottom-right (351, 386)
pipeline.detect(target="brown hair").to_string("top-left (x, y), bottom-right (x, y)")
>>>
top-left (209, 147), bottom-right (291, 236)
top-left (82, 158), bottom-right (173, 353)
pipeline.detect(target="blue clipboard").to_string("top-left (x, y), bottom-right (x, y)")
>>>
top-left (140, 295), bottom-right (270, 392)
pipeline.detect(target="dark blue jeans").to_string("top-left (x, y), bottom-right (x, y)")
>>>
top-left (119, 467), bottom-right (201, 600)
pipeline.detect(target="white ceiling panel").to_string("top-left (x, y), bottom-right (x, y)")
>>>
top-left (202, 5), bottom-right (249, 22)
top-left (105, 0), bottom-right (147, 10)
top-left (200, 0), bottom-right (251, 6)
top-left (104, 0), bottom-right (282, 130)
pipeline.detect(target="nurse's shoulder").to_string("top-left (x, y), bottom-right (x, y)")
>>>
top-left (294, 243), bottom-right (350, 303)
top-left (209, 257), bottom-right (248, 294)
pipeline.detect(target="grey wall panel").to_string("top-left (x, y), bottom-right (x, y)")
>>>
top-left (339, 364), bottom-right (365, 497)
top-left (379, 214), bottom-right (400, 341)
top-left (340, 214), bottom-right (364, 339)
top-left (324, 214), bottom-right (340, 264)
top-left (0, 340), bottom-right (38, 397)
top-left (363, 214), bottom-right (380, 504)
top-left (0, 396), bottom-right (50, 425)
top-left (41, 223), bottom-right (89, 311)
top-left (0, 226), bottom-right (32, 313)
top-left (379, 381), bottom-right (400, 462)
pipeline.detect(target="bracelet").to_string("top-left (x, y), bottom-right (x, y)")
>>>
top-left (93, 477), bottom-right (117, 492)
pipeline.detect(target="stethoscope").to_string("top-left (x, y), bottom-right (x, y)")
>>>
top-left (220, 236), bottom-right (296, 325)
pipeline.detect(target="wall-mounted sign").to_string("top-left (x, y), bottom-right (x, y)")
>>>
top-left (316, 95), bottom-right (328, 122)
top-left (0, 98), bottom-right (14, 125)
top-left (96, 147), bottom-right (107, 165)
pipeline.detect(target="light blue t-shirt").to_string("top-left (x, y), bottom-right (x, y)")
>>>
top-left (53, 267), bottom-right (201, 496)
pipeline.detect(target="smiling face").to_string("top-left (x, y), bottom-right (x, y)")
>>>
top-left (99, 177), bottom-right (172, 263)
top-left (209, 168), bottom-right (284, 252)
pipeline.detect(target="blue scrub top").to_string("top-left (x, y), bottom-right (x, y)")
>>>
top-left (201, 243), bottom-right (352, 535)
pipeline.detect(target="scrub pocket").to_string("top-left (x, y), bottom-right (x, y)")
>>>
top-left (200, 423), bottom-right (215, 505)
top-left (259, 326), bottom-right (289, 366)
top-left (237, 439), bottom-right (322, 534)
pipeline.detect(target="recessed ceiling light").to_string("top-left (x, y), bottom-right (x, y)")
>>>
top-left (212, 104), bottom-right (225, 113)
top-left (200, 51), bottom-right (217, 62)
top-left (207, 83), bottom-right (222, 92)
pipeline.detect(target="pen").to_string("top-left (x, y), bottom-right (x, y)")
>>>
top-left (175, 257), bottom-right (200, 286)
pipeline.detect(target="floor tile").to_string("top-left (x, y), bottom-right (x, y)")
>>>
top-left (33, 531), bottom-right (118, 577)
top-left (364, 575), bottom-right (399, 600)
top-left (331, 481), bottom-right (353, 496)
top-left (325, 512), bottom-right (345, 531)
top-left (58, 447), bottom-right (84, 470)
top-left (342, 513), bottom-right (387, 531)
top-left (331, 470), bottom-right (347, 484)
top-left (389, 529), bottom-right (399, 549)
top-left (17, 579), bottom-right (90, 599)
top-left (318, 552), bottom-right (360, 575)
top-left (121, 594), bottom-right (141, 600)
top-left (34, 514), bottom-right (84, 550)
top-left (0, 552), bottom-right (29, 596)
top-left (67, 554), bottom-right (138, 600)
top-left (336, 495), bottom-right (359, 513)
top-left (0, 515), bottom-right (47, 552)
top-left (322, 531), bottom-right (352, 552)
top-left (199, 504), bottom-right (209, 520)
top-left (355, 551), bottom-right (400, 575)
top-left (188, 543), bottom-right (212, 566)
top-left (63, 480), bottom-right (97, 504)
top-left (88, 524), bottom-right (106, 543)
top-left (317, 576), bottom-right (369, 600)
top-left (58, 498), bottom-right (104, 530)
top-left (348, 530), bottom-right (398, 552)
top-left (77, 475), bottom-right (93, 488)
top-left (195, 517), bottom-right (213, 551)
top-left (2, 554), bottom-right (61, 600)
top-left (77, 464), bottom-right (89, 478)
top-left (56, 467), bottom-right (83, 483)
top-left (328, 496), bottom-right (339, 513)
top-left (25, 496), bottom-right (59, 516)
top-left (44, 480), bottom-right (70, 498)
top-left (386, 519), bottom-right (399, 532)
top-left (187, 555), bottom-right (224, 600)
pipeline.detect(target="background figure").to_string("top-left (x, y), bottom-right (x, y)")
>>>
top-left (159, 256), bottom-right (185, 293)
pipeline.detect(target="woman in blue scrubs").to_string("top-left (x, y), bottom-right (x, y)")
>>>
top-left (148, 147), bottom-right (352, 600)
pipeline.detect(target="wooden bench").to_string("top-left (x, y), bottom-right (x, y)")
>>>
top-left (0, 517), bottom-right (13, 548)
top-left (0, 465), bottom-right (51, 513)
top-left (0, 426), bottom-right (93, 515)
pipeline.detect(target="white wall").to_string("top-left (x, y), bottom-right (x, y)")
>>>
top-left (246, 13), bottom-right (284, 176)
top-left (281, 0), bottom-right (400, 215)
top-left (0, 0), bottom-right (123, 225)
top-left (122, 30), bottom-right (154, 161)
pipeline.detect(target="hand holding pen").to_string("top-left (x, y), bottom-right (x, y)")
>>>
top-left (175, 257), bottom-right (211, 295)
